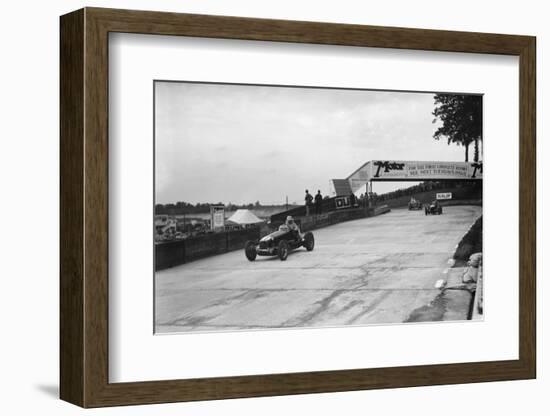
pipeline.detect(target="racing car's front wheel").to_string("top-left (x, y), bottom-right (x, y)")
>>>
top-left (303, 232), bottom-right (315, 251)
top-left (245, 241), bottom-right (257, 261)
top-left (278, 240), bottom-right (289, 261)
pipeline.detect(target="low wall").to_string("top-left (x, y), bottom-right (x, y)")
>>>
top-left (291, 205), bottom-right (389, 233)
top-left (155, 228), bottom-right (260, 271)
top-left (453, 216), bottom-right (483, 262)
top-left (472, 263), bottom-right (484, 318)
top-left (371, 205), bottom-right (391, 216)
top-left (155, 240), bottom-right (186, 271)
top-left (439, 199), bottom-right (482, 207)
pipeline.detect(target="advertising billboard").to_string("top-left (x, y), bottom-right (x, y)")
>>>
top-left (436, 192), bottom-right (453, 200)
top-left (347, 160), bottom-right (482, 192)
top-left (210, 205), bottom-right (225, 229)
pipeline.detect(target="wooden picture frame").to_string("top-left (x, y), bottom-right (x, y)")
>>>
top-left (60, 7), bottom-right (536, 408)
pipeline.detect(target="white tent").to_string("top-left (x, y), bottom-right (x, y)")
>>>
top-left (227, 209), bottom-right (263, 225)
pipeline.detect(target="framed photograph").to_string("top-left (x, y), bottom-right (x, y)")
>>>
top-left (60, 7), bottom-right (536, 408)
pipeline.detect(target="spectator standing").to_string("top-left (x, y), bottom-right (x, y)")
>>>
top-left (349, 192), bottom-right (356, 208)
top-left (314, 190), bottom-right (323, 215)
top-left (359, 193), bottom-right (365, 209)
top-left (305, 189), bottom-right (313, 216)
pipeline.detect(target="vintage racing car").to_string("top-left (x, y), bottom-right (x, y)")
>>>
top-left (245, 224), bottom-right (315, 261)
top-left (425, 200), bottom-right (443, 215)
top-left (408, 197), bottom-right (423, 210)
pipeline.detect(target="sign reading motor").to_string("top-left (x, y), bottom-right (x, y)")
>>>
top-left (346, 160), bottom-right (483, 193)
top-left (436, 192), bottom-right (453, 200)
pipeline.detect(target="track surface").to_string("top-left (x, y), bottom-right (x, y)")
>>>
top-left (155, 205), bottom-right (482, 333)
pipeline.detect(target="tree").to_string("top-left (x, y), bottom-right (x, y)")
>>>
top-left (432, 94), bottom-right (482, 162)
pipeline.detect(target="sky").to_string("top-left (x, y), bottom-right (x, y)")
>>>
top-left (155, 81), bottom-right (468, 205)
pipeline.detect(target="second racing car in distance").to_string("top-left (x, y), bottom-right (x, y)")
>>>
top-left (425, 199), bottom-right (443, 215)
top-left (245, 224), bottom-right (315, 261)
top-left (408, 197), bottom-right (423, 210)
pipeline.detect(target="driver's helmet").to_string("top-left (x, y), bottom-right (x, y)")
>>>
top-left (286, 215), bottom-right (295, 225)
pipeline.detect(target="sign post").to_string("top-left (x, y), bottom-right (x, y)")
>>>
top-left (210, 205), bottom-right (225, 230)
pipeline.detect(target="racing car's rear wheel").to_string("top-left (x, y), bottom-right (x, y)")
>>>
top-left (278, 240), bottom-right (289, 261)
top-left (245, 241), bottom-right (257, 261)
top-left (303, 232), bottom-right (315, 251)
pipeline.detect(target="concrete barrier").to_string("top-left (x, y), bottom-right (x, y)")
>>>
top-left (155, 228), bottom-right (260, 271)
top-left (371, 205), bottom-right (391, 216)
top-left (472, 263), bottom-right (484, 318)
top-left (296, 208), bottom-right (364, 232)
top-left (440, 199), bottom-right (482, 207)
top-left (227, 228), bottom-right (260, 251)
top-left (453, 217), bottom-right (482, 262)
top-left (155, 240), bottom-right (186, 271)
top-left (290, 205), bottom-right (389, 233)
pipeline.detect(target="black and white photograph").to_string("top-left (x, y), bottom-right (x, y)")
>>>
top-left (2, 0), bottom-right (543, 412)
top-left (154, 81), bottom-right (483, 334)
